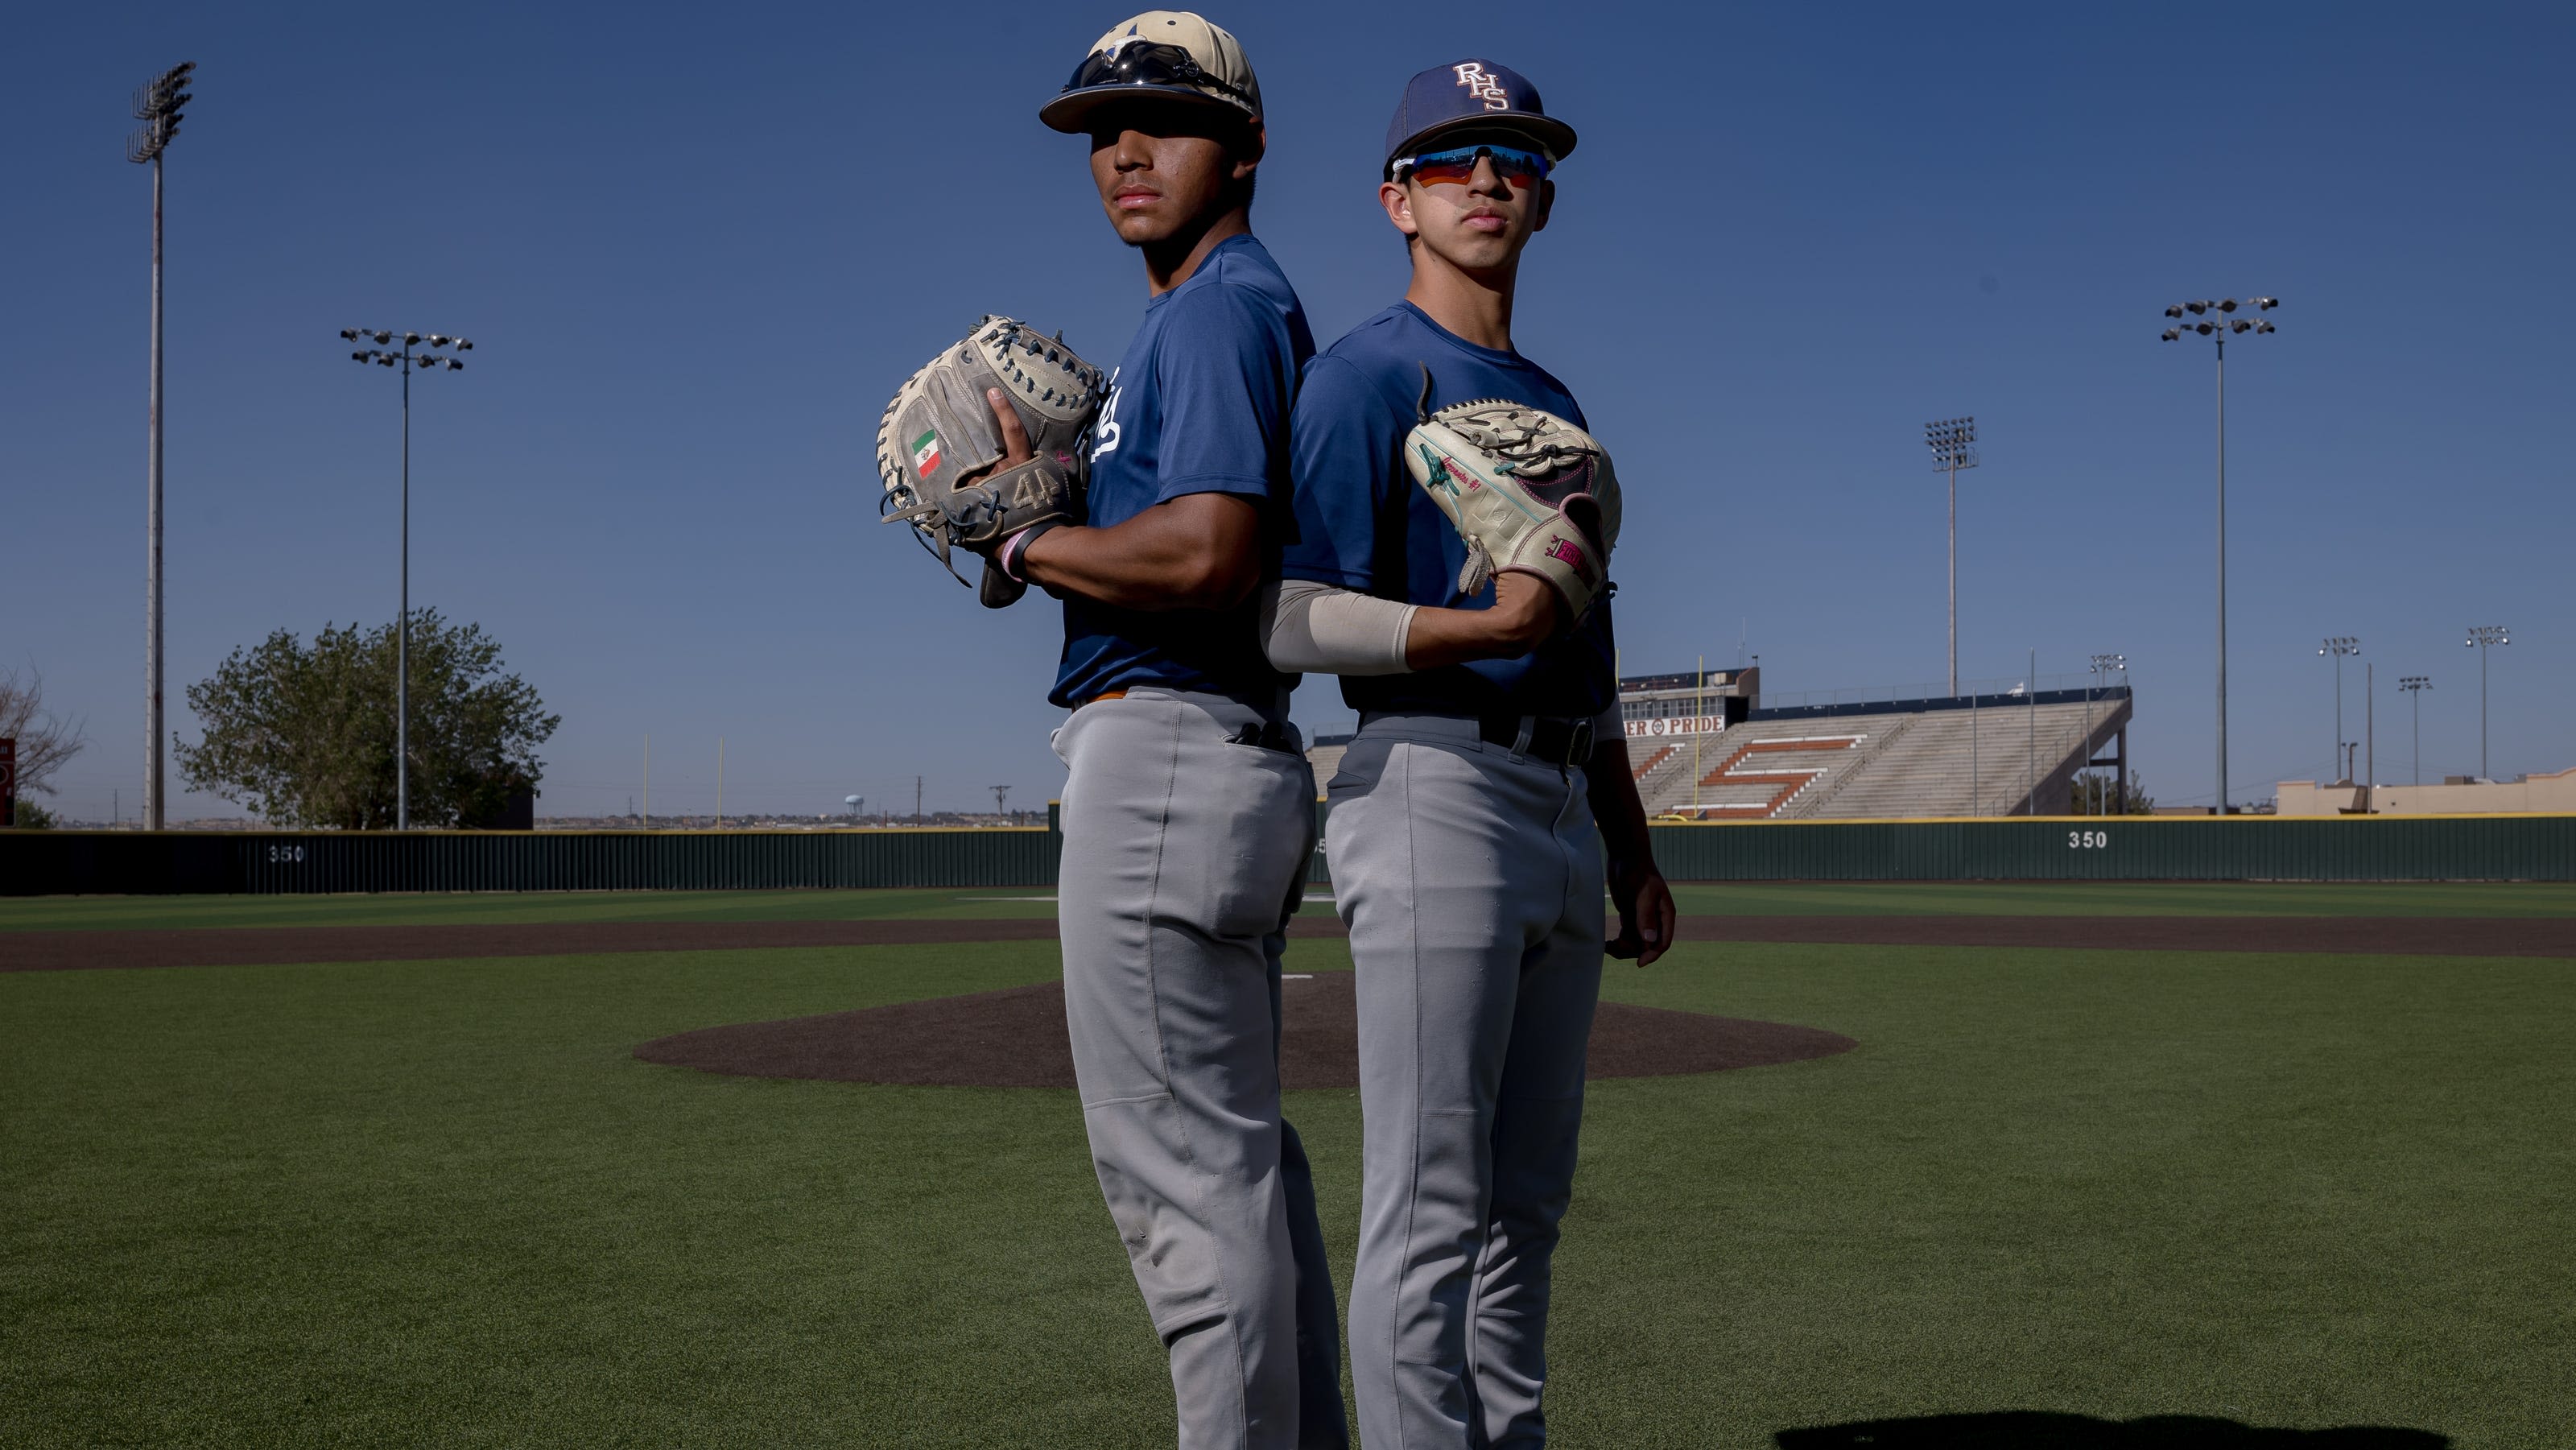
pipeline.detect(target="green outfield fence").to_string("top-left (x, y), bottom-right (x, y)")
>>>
top-left (0, 827), bottom-right (1063, 896)
top-left (2, 814), bottom-right (2570, 896)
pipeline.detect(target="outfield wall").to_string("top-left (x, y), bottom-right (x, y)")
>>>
top-left (0, 827), bottom-right (1063, 896)
top-left (1630, 815), bottom-right (2576, 882)
top-left (3, 815), bottom-right (2570, 895)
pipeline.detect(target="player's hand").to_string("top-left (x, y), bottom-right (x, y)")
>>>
top-left (957, 387), bottom-right (1039, 485)
top-left (1484, 572), bottom-right (1560, 654)
top-left (1607, 862), bottom-right (1675, 966)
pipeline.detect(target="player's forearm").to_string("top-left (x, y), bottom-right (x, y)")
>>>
top-left (1017, 494), bottom-right (1262, 612)
top-left (1401, 573), bottom-right (1558, 669)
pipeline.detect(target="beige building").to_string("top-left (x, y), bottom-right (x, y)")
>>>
top-left (2276, 765), bottom-right (2576, 816)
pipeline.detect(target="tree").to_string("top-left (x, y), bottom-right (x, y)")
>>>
top-left (14, 800), bottom-right (58, 829)
top-left (2070, 770), bottom-right (2155, 816)
top-left (175, 610), bottom-right (559, 828)
top-left (0, 666), bottom-right (88, 799)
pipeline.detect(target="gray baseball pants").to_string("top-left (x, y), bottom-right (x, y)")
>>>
top-left (1053, 687), bottom-right (1348, 1450)
top-left (1323, 713), bottom-right (1605, 1450)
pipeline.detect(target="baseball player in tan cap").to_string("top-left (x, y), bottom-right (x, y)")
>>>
top-left (972, 12), bottom-right (1348, 1449)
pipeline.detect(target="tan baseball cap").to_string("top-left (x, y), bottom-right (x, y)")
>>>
top-left (1040, 11), bottom-right (1264, 131)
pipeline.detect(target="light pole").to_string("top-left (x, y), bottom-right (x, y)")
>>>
top-left (2398, 676), bottom-right (2429, 786)
top-left (2087, 653), bottom-right (2125, 813)
top-left (129, 60), bottom-right (194, 831)
top-left (1924, 417), bottom-right (1977, 697)
top-left (2163, 296), bottom-right (2277, 813)
top-left (2464, 626), bottom-right (2510, 780)
top-left (341, 328), bottom-right (473, 828)
top-left (2318, 637), bottom-right (2359, 783)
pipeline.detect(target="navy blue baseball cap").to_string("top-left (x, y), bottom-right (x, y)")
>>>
top-left (1384, 60), bottom-right (1578, 175)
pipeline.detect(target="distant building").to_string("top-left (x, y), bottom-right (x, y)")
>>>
top-left (2276, 766), bottom-right (2576, 816)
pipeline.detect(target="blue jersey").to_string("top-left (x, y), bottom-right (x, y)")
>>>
top-left (1048, 235), bottom-right (1314, 710)
top-left (1282, 302), bottom-right (1616, 718)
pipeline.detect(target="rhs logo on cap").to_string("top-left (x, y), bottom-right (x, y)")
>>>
top-left (1453, 63), bottom-right (1509, 111)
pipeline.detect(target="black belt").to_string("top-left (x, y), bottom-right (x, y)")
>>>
top-left (1478, 713), bottom-right (1596, 768)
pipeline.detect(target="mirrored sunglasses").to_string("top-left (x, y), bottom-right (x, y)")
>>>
top-left (1391, 143), bottom-right (1554, 188)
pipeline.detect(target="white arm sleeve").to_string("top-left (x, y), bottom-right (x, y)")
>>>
top-left (1260, 577), bottom-right (1418, 675)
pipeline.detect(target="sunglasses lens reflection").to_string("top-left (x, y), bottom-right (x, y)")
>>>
top-left (1406, 145), bottom-right (1548, 188)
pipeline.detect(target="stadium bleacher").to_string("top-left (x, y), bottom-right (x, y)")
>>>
top-left (1625, 686), bottom-right (2132, 820)
top-left (1304, 673), bottom-right (2134, 820)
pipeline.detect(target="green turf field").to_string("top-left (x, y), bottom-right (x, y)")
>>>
top-left (7, 878), bottom-right (2576, 932)
top-left (6, 920), bottom-right (2568, 1446)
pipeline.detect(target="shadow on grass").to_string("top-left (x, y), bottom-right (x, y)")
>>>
top-left (1777, 1412), bottom-right (2447, 1448)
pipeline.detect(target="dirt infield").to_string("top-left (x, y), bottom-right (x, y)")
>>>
top-left (633, 973), bottom-right (1857, 1089)
top-left (6, 913), bottom-right (2572, 973)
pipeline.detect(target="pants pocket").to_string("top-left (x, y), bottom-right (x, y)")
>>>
top-left (1210, 753), bottom-right (1315, 940)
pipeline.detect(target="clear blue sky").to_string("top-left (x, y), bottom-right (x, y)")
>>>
top-left (6, 2), bottom-right (2569, 821)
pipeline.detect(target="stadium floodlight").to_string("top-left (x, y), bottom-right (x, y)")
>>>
top-left (2319, 637), bottom-right (2361, 784)
top-left (2164, 305), bottom-right (2184, 319)
top-left (2397, 675), bottom-right (2432, 786)
top-left (2161, 292), bottom-right (2279, 814)
top-left (2464, 626), bottom-right (2511, 779)
top-left (1922, 416), bottom-right (1979, 696)
top-left (341, 327), bottom-right (481, 828)
top-left (128, 60), bottom-right (198, 830)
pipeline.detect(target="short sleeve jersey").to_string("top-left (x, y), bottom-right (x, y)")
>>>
top-left (1282, 302), bottom-right (1616, 718)
top-left (1049, 235), bottom-right (1315, 710)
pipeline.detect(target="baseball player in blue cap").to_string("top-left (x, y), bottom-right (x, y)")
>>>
top-left (956, 12), bottom-right (1348, 1449)
top-left (1264, 59), bottom-right (1675, 1448)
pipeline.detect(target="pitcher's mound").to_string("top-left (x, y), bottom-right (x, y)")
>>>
top-left (635, 973), bottom-right (1854, 1089)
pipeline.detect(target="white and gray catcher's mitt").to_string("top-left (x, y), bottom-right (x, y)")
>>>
top-left (1402, 369), bottom-right (1623, 622)
top-left (877, 316), bottom-right (1106, 607)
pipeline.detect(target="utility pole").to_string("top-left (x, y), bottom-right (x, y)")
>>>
top-left (2399, 676), bottom-right (2429, 787)
top-left (642, 733), bottom-right (650, 829)
top-left (915, 775), bottom-right (923, 827)
top-left (2163, 297), bottom-right (2278, 814)
top-left (1692, 653), bottom-right (1703, 811)
top-left (716, 736), bottom-right (724, 828)
top-left (2365, 661), bottom-right (2373, 791)
top-left (342, 328), bottom-right (473, 828)
top-left (2464, 626), bottom-right (2510, 779)
top-left (129, 60), bottom-right (193, 830)
top-left (991, 784), bottom-right (1011, 818)
top-left (1923, 418), bottom-right (1978, 696)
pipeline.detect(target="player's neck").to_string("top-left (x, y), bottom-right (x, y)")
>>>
top-left (1404, 250), bottom-right (1518, 352)
top-left (1141, 208), bottom-right (1254, 295)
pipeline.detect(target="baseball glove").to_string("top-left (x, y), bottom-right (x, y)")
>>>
top-left (877, 315), bottom-right (1107, 608)
top-left (1401, 367), bottom-right (1623, 622)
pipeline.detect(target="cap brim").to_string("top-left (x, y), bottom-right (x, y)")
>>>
top-left (1389, 113), bottom-right (1579, 168)
top-left (1040, 84), bottom-right (1257, 134)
